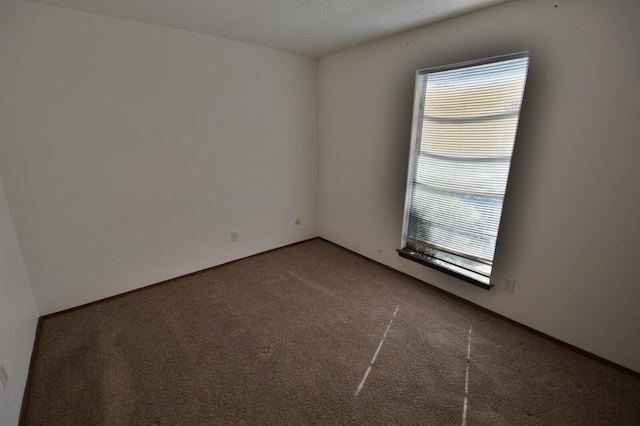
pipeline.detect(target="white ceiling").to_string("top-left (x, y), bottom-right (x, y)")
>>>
top-left (24, 0), bottom-right (511, 57)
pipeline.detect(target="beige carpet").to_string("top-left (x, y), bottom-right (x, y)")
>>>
top-left (23, 239), bottom-right (640, 425)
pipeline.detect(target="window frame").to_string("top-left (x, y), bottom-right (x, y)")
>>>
top-left (399, 52), bottom-right (530, 289)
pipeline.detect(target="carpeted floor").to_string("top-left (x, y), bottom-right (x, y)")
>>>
top-left (23, 239), bottom-right (640, 425)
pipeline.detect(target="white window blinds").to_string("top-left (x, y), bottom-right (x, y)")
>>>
top-left (401, 52), bottom-right (529, 286)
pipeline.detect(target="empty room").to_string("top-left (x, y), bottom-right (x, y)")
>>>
top-left (1, 0), bottom-right (639, 424)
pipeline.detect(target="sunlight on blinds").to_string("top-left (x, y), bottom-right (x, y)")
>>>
top-left (403, 53), bottom-right (529, 285)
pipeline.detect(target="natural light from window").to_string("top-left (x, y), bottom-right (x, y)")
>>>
top-left (400, 52), bottom-right (530, 287)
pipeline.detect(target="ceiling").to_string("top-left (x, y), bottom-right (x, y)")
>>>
top-left (25, 0), bottom-right (511, 57)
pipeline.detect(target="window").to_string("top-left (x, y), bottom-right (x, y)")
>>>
top-left (399, 52), bottom-right (530, 288)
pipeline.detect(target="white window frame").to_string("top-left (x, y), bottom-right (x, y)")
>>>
top-left (399, 52), bottom-right (530, 288)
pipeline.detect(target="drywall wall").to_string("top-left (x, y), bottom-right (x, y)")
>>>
top-left (0, 173), bottom-right (39, 425)
top-left (0, 0), bottom-right (318, 315)
top-left (318, 0), bottom-right (640, 372)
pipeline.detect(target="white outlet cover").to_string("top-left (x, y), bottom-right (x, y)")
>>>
top-left (0, 364), bottom-right (8, 388)
top-left (504, 277), bottom-right (515, 293)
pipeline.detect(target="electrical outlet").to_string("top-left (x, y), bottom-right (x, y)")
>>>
top-left (504, 277), bottom-right (515, 293)
top-left (0, 364), bottom-right (8, 388)
top-left (231, 232), bottom-right (238, 242)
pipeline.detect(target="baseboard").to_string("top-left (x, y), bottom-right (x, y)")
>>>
top-left (19, 237), bottom-right (320, 421)
top-left (19, 316), bottom-right (43, 426)
top-left (42, 237), bottom-right (319, 320)
top-left (20, 234), bottom-right (636, 422)
top-left (317, 237), bottom-right (640, 378)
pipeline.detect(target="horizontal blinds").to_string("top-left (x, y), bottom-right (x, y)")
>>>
top-left (406, 54), bottom-right (529, 274)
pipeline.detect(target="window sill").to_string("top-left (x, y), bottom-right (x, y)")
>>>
top-left (397, 248), bottom-right (492, 290)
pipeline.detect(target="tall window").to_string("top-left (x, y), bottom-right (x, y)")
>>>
top-left (400, 52), bottom-right (529, 288)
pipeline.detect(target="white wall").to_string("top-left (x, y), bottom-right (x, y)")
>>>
top-left (0, 173), bottom-right (39, 425)
top-left (318, 0), bottom-right (640, 372)
top-left (0, 1), bottom-right (318, 315)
